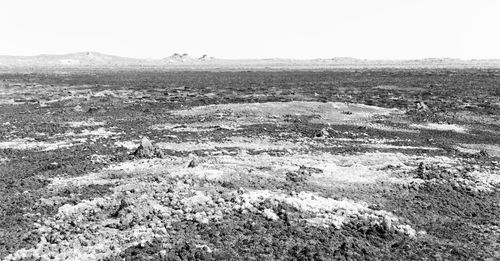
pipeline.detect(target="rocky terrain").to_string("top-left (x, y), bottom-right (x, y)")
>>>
top-left (0, 69), bottom-right (499, 260)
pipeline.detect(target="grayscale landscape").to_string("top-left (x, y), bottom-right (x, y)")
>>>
top-left (0, 55), bottom-right (499, 260)
top-left (2, 0), bottom-right (500, 260)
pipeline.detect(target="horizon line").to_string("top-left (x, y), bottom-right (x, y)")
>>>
top-left (1, 51), bottom-right (499, 61)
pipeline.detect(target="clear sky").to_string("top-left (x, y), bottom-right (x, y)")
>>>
top-left (0, 0), bottom-right (499, 59)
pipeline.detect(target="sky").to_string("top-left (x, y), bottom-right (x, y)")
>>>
top-left (0, 0), bottom-right (499, 59)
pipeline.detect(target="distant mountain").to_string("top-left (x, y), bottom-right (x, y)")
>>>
top-left (160, 53), bottom-right (195, 63)
top-left (0, 52), bottom-right (499, 69)
top-left (0, 52), bottom-right (149, 67)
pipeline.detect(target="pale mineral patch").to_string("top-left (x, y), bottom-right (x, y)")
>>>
top-left (115, 140), bottom-right (139, 150)
top-left (157, 136), bottom-right (308, 152)
top-left (11, 165), bottom-right (419, 261)
top-left (334, 137), bottom-right (402, 143)
top-left (373, 85), bottom-right (426, 91)
top-left (56, 150), bottom-right (458, 188)
top-left (62, 127), bottom-right (119, 138)
top-left (0, 138), bottom-right (76, 151)
top-left (456, 144), bottom-right (500, 157)
top-left (6, 175), bottom-right (203, 260)
top-left (468, 170), bottom-right (500, 186)
top-left (172, 101), bottom-right (401, 126)
top-left (9, 144), bottom-right (451, 260)
top-left (49, 172), bottom-right (116, 188)
top-left (66, 119), bottom-right (105, 128)
top-left (151, 122), bottom-right (242, 132)
top-left (151, 123), bottom-right (209, 132)
top-left (91, 89), bottom-right (148, 99)
top-left (0, 157), bottom-right (9, 164)
top-left (410, 123), bottom-right (468, 133)
top-left (334, 135), bottom-right (439, 150)
top-left (365, 122), bottom-right (420, 133)
top-left (360, 143), bottom-right (442, 151)
top-left (238, 190), bottom-right (414, 234)
top-left (90, 154), bottom-right (111, 164)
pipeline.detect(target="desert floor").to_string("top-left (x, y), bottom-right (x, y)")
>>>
top-left (1, 69), bottom-right (499, 260)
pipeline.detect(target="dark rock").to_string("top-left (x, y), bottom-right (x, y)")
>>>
top-left (132, 137), bottom-right (165, 159)
top-left (87, 107), bottom-right (102, 114)
top-left (415, 101), bottom-right (429, 112)
top-left (14, 98), bottom-right (39, 103)
top-left (477, 149), bottom-right (489, 158)
top-left (416, 162), bottom-right (429, 179)
top-left (187, 159), bottom-right (198, 168)
top-left (315, 128), bottom-right (329, 138)
top-left (112, 198), bottom-right (130, 218)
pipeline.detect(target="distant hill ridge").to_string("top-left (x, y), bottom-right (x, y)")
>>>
top-left (0, 52), bottom-right (499, 68)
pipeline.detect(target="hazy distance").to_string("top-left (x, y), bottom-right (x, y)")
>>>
top-left (0, 0), bottom-right (499, 60)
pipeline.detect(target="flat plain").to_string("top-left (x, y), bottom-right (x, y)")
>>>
top-left (1, 69), bottom-right (499, 260)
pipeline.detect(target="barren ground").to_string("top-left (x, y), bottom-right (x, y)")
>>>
top-left (0, 69), bottom-right (499, 260)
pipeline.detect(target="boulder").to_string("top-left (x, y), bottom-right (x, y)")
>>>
top-left (188, 159), bottom-right (198, 168)
top-left (132, 137), bottom-right (165, 158)
top-left (415, 101), bottom-right (429, 112)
